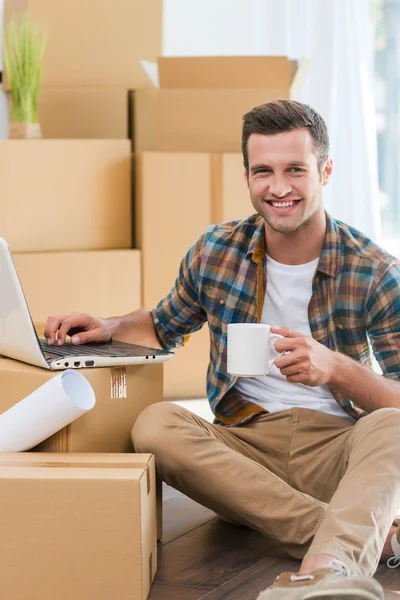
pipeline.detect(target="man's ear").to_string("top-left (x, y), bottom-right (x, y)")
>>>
top-left (321, 156), bottom-right (333, 186)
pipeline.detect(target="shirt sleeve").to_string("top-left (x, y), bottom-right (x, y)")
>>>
top-left (150, 232), bottom-right (208, 350)
top-left (366, 261), bottom-right (400, 381)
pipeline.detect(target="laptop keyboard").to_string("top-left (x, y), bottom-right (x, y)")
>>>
top-left (39, 339), bottom-right (162, 358)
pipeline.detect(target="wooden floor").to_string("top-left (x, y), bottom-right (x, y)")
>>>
top-left (149, 484), bottom-right (400, 600)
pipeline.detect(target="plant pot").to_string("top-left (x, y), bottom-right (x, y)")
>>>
top-left (8, 122), bottom-right (42, 139)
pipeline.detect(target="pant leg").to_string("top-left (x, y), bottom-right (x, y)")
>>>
top-left (132, 402), bottom-right (327, 557)
top-left (304, 407), bottom-right (400, 576)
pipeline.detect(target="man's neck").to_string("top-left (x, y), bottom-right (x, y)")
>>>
top-left (264, 212), bottom-right (326, 265)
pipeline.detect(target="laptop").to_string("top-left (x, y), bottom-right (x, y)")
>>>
top-left (0, 238), bottom-right (174, 370)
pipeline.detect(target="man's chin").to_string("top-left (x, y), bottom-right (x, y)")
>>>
top-left (262, 214), bottom-right (302, 235)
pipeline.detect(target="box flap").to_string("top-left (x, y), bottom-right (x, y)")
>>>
top-left (0, 452), bottom-right (153, 468)
top-left (0, 452), bottom-right (153, 489)
top-left (290, 57), bottom-right (311, 96)
top-left (157, 56), bottom-right (293, 89)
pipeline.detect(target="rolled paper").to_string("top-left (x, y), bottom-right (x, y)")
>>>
top-left (0, 370), bottom-right (96, 451)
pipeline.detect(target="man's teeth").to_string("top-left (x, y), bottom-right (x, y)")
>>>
top-left (271, 200), bottom-right (297, 208)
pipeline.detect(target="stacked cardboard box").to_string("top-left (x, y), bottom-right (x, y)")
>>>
top-left (135, 152), bottom-right (211, 399)
top-left (132, 56), bottom-right (308, 152)
top-left (0, 355), bottom-right (164, 596)
top-left (0, 452), bottom-right (157, 600)
top-left (3, 0), bottom-right (163, 137)
top-left (1, 0), bottom-right (164, 317)
top-left (0, 6), bottom-right (164, 596)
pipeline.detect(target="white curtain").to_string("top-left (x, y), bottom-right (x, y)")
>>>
top-left (164, 0), bottom-right (381, 242)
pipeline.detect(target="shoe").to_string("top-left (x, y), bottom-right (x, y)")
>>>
top-left (387, 523), bottom-right (400, 569)
top-left (256, 568), bottom-right (384, 600)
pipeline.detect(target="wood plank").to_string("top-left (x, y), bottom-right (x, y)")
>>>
top-left (148, 583), bottom-right (211, 600)
top-left (197, 554), bottom-right (298, 600)
top-left (155, 518), bottom-right (290, 589)
top-left (375, 562), bottom-right (400, 590)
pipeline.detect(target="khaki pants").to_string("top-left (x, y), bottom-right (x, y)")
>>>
top-left (131, 403), bottom-right (400, 577)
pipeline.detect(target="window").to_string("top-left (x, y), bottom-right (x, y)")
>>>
top-left (373, 0), bottom-right (400, 256)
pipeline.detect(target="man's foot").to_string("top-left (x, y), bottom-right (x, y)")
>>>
top-left (387, 524), bottom-right (400, 569)
top-left (381, 519), bottom-right (400, 568)
top-left (256, 568), bottom-right (384, 599)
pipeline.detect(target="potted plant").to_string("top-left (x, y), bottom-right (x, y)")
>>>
top-left (3, 12), bottom-right (47, 139)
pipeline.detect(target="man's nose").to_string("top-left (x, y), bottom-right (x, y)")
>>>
top-left (269, 177), bottom-right (291, 198)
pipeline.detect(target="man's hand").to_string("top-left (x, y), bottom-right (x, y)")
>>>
top-left (44, 312), bottom-right (115, 346)
top-left (271, 326), bottom-right (338, 387)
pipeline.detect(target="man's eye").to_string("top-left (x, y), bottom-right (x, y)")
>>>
top-left (289, 167), bottom-right (303, 173)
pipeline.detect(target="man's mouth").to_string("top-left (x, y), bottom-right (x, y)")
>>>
top-left (265, 199), bottom-right (302, 212)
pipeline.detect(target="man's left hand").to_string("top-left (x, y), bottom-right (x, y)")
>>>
top-left (271, 326), bottom-right (337, 387)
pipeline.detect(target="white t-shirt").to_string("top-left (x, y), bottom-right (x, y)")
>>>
top-left (234, 255), bottom-right (352, 420)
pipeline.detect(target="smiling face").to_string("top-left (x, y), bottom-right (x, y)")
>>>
top-left (246, 129), bottom-right (332, 235)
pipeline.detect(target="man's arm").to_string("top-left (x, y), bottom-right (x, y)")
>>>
top-left (45, 230), bottom-right (209, 349)
top-left (44, 309), bottom-right (163, 349)
top-left (106, 310), bottom-right (163, 348)
top-left (329, 351), bottom-right (400, 412)
top-left (272, 326), bottom-right (400, 413)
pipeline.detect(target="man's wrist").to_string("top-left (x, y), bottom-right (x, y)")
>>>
top-left (327, 350), bottom-right (352, 388)
top-left (105, 317), bottom-right (122, 340)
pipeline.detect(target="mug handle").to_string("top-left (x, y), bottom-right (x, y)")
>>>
top-left (268, 333), bottom-right (286, 368)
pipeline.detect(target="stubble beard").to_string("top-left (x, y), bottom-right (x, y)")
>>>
top-left (251, 194), bottom-right (321, 235)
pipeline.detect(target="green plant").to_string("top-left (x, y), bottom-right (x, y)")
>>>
top-left (3, 12), bottom-right (47, 124)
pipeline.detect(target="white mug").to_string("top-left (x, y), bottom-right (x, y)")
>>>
top-left (227, 323), bottom-right (284, 377)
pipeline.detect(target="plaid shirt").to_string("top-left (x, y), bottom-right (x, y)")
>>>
top-left (152, 212), bottom-right (400, 426)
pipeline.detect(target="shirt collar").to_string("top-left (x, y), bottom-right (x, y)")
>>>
top-left (317, 212), bottom-right (342, 279)
top-left (246, 215), bottom-right (266, 263)
top-left (246, 211), bottom-right (342, 276)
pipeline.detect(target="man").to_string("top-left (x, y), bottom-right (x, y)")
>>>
top-left (45, 100), bottom-right (400, 599)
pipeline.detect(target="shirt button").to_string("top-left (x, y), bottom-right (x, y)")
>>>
top-left (219, 299), bottom-right (225, 305)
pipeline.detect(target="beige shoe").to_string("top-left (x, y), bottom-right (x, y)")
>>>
top-left (256, 568), bottom-right (384, 600)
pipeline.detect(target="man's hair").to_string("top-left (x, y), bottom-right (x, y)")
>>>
top-left (242, 100), bottom-right (329, 172)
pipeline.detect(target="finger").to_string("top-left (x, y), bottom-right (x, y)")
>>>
top-left (271, 326), bottom-right (307, 339)
top-left (280, 364), bottom-right (305, 377)
top-left (56, 314), bottom-right (90, 346)
top-left (70, 329), bottom-right (103, 345)
top-left (274, 351), bottom-right (303, 369)
top-left (286, 374), bottom-right (303, 384)
top-left (274, 337), bottom-right (309, 353)
top-left (43, 315), bottom-right (68, 345)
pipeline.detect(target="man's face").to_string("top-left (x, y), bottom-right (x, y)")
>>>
top-left (246, 129), bottom-right (332, 234)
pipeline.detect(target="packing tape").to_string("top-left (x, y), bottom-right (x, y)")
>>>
top-left (111, 367), bottom-right (127, 399)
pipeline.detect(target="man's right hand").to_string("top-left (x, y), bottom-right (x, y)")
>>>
top-left (44, 312), bottom-right (115, 346)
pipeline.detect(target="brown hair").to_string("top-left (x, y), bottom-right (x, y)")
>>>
top-left (242, 99), bottom-right (329, 172)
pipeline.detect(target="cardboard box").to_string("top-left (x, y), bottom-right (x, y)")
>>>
top-left (132, 56), bottom-right (309, 152)
top-left (0, 357), bottom-right (163, 453)
top-left (3, 0), bottom-right (162, 88)
top-left (14, 249), bottom-right (141, 323)
top-left (0, 452), bottom-right (156, 600)
top-left (211, 153), bottom-right (253, 223)
top-left (0, 139), bottom-right (132, 252)
top-left (37, 88), bottom-right (130, 139)
top-left (0, 356), bottom-right (164, 540)
top-left (136, 152), bottom-right (210, 398)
